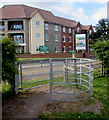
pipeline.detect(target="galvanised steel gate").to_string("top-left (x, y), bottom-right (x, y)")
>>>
top-left (15, 58), bottom-right (94, 102)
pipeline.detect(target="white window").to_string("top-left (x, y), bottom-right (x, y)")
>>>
top-left (45, 23), bottom-right (49, 30)
top-left (0, 25), bottom-right (5, 29)
top-left (63, 27), bottom-right (66, 33)
top-left (77, 27), bottom-right (80, 33)
top-left (63, 36), bottom-right (66, 42)
top-left (55, 35), bottom-right (59, 42)
top-left (69, 36), bottom-right (72, 42)
top-left (55, 25), bottom-right (58, 31)
top-left (44, 34), bottom-right (49, 41)
top-left (36, 33), bottom-right (40, 38)
top-left (36, 46), bottom-right (40, 52)
top-left (36, 21), bottom-right (40, 26)
top-left (89, 29), bottom-right (92, 34)
top-left (69, 46), bottom-right (72, 52)
top-left (69, 28), bottom-right (71, 33)
top-left (63, 46), bottom-right (66, 53)
top-left (55, 47), bottom-right (59, 53)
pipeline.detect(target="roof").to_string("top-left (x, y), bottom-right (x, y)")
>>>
top-left (81, 25), bottom-right (92, 30)
top-left (0, 4), bottom-right (91, 29)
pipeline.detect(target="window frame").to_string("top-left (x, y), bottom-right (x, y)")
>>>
top-left (63, 27), bottom-right (66, 33)
top-left (69, 28), bottom-right (71, 33)
top-left (44, 34), bottom-right (49, 41)
top-left (63, 46), bottom-right (66, 53)
top-left (63, 36), bottom-right (66, 42)
top-left (69, 36), bottom-right (72, 42)
top-left (55, 35), bottom-right (59, 42)
top-left (55, 25), bottom-right (59, 31)
top-left (45, 23), bottom-right (49, 30)
top-left (36, 21), bottom-right (40, 27)
top-left (36, 33), bottom-right (40, 39)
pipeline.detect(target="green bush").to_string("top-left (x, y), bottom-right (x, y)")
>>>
top-left (93, 40), bottom-right (109, 76)
top-left (2, 37), bottom-right (17, 94)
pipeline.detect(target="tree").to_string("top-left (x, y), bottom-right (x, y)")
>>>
top-left (91, 18), bottom-right (109, 76)
top-left (90, 18), bottom-right (109, 44)
top-left (93, 40), bottom-right (109, 76)
top-left (2, 37), bottom-right (17, 94)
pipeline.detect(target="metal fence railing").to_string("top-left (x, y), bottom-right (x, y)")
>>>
top-left (15, 58), bottom-right (95, 102)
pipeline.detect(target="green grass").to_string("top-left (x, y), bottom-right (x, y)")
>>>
top-left (22, 77), bottom-right (64, 90)
top-left (18, 58), bottom-right (49, 61)
top-left (84, 98), bottom-right (96, 106)
top-left (38, 73), bottom-right (109, 119)
top-left (2, 82), bottom-right (14, 101)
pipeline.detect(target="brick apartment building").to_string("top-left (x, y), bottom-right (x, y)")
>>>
top-left (0, 4), bottom-right (93, 54)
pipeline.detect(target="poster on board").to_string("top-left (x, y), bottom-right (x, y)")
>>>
top-left (76, 34), bottom-right (86, 50)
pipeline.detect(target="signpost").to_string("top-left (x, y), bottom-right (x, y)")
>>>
top-left (72, 50), bottom-right (76, 58)
top-left (76, 34), bottom-right (86, 50)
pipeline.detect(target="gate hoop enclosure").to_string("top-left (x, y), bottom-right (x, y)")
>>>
top-left (15, 58), bottom-right (94, 102)
top-left (50, 58), bottom-right (94, 102)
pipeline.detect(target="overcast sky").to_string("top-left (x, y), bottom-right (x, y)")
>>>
top-left (1, 0), bottom-right (108, 26)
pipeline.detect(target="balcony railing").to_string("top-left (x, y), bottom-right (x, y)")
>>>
top-left (9, 25), bottom-right (23, 30)
top-left (14, 39), bottom-right (26, 46)
top-left (0, 25), bottom-right (5, 30)
top-left (14, 39), bottom-right (24, 43)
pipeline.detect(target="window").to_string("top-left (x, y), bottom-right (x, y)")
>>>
top-left (0, 34), bottom-right (5, 39)
top-left (44, 34), bottom-right (49, 41)
top-left (36, 21), bottom-right (40, 26)
top-left (55, 47), bottom-right (59, 53)
top-left (55, 35), bottom-right (59, 42)
top-left (69, 36), bottom-right (72, 42)
top-left (55, 25), bottom-right (58, 31)
top-left (45, 23), bottom-right (49, 30)
top-left (36, 46), bottom-right (40, 52)
top-left (63, 46), bottom-right (66, 53)
top-left (0, 25), bottom-right (5, 30)
top-left (77, 27), bottom-right (80, 33)
top-left (36, 33), bottom-right (40, 38)
top-left (69, 28), bottom-right (71, 33)
top-left (14, 35), bottom-right (23, 43)
top-left (89, 29), bottom-right (92, 34)
top-left (63, 27), bottom-right (66, 33)
top-left (63, 36), bottom-right (66, 42)
top-left (69, 46), bottom-right (72, 52)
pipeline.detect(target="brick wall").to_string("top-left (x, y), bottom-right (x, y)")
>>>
top-left (17, 52), bottom-right (95, 58)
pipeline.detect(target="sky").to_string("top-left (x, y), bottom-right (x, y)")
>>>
top-left (1, 0), bottom-right (109, 26)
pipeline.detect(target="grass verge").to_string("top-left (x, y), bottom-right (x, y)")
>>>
top-left (38, 75), bottom-right (109, 119)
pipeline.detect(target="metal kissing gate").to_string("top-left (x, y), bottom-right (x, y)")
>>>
top-left (15, 58), bottom-right (94, 102)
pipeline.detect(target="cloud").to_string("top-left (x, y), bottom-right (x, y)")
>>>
top-left (91, 5), bottom-right (107, 23)
top-left (0, 1), bottom-right (107, 26)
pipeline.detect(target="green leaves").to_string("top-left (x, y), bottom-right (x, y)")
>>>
top-left (2, 37), bottom-right (17, 93)
top-left (93, 40), bottom-right (109, 76)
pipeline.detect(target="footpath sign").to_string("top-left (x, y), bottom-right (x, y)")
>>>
top-left (76, 34), bottom-right (86, 50)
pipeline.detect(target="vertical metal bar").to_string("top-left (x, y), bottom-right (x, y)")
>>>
top-left (41, 60), bottom-right (42, 67)
top-left (80, 59), bottom-right (82, 83)
top-left (20, 63), bottom-right (23, 90)
top-left (65, 58), bottom-right (68, 82)
top-left (50, 59), bottom-right (53, 100)
top-left (89, 61), bottom-right (92, 90)
top-left (74, 58), bottom-right (78, 88)
top-left (15, 62), bottom-right (19, 94)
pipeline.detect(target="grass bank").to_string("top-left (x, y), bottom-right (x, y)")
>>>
top-left (38, 75), bottom-right (109, 119)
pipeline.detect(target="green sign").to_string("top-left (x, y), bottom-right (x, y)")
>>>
top-left (38, 46), bottom-right (49, 53)
top-left (71, 50), bottom-right (76, 53)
